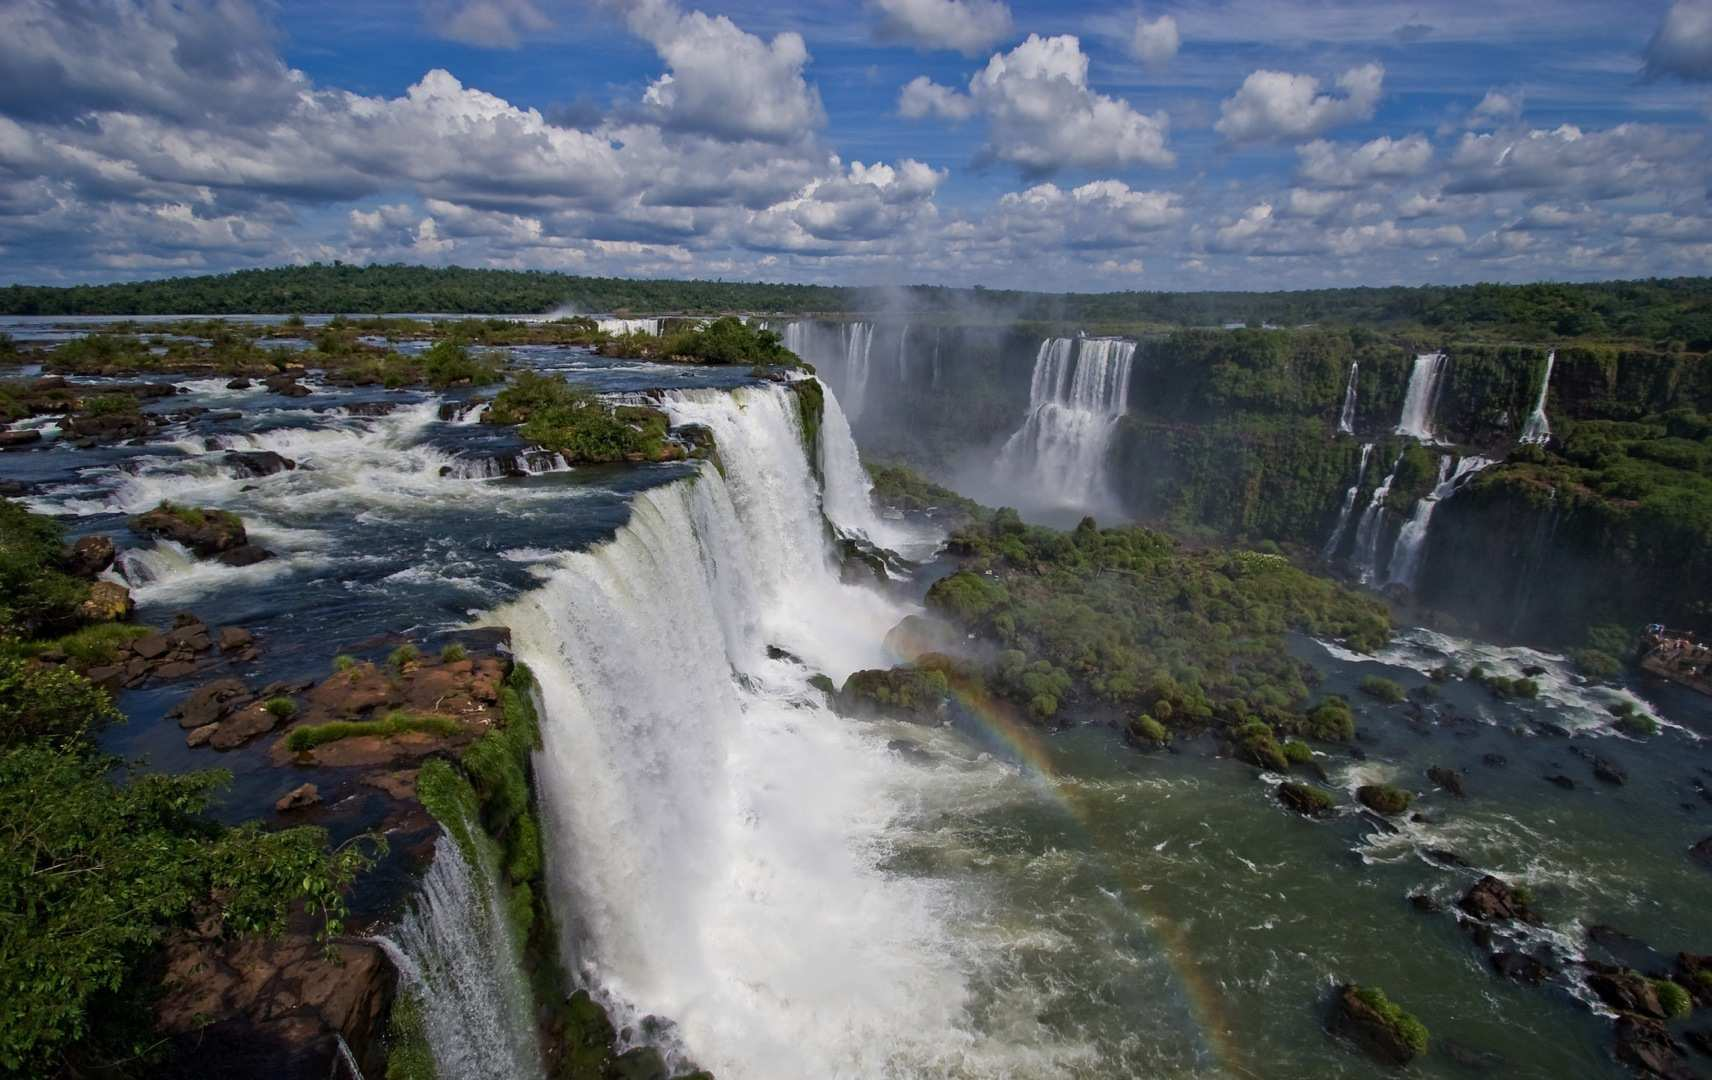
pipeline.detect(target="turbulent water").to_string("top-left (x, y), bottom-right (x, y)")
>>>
top-left (1520, 350), bottom-right (1555, 445)
top-left (1337, 361), bottom-right (1359, 435)
top-left (1396, 352), bottom-right (1449, 441)
top-left (994, 337), bottom-right (1136, 516)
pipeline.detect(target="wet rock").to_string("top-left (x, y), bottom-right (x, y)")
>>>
top-left (342, 401), bottom-right (397, 417)
top-left (1427, 765), bottom-right (1467, 797)
top-left (209, 703), bottom-right (279, 750)
top-left (1439, 1039), bottom-right (1505, 1073)
top-left (1535, 721), bottom-right (1573, 738)
top-left (1679, 954), bottom-right (1712, 1007)
top-left (225, 378), bottom-right (252, 390)
top-left (216, 543), bottom-right (274, 567)
top-left (1328, 984), bottom-right (1425, 1066)
top-left (155, 660), bottom-right (199, 680)
top-left (170, 678), bottom-right (252, 729)
top-left (223, 450), bottom-right (296, 478)
top-left (608, 1047), bottom-right (670, 1080)
top-left (1277, 781), bottom-right (1336, 817)
top-left (1357, 783), bottom-right (1412, 816)
top-left (1614, 1015), bottom-right (1694, 1079)
top-left (0, 479), bottom-right (35, 497)
top-left (1424, 847), bottom-right (1472, 868)
top-left (1690, 836), bottom-right (1712, 871)
top-left (154, 933), bottom-right (394, 1080)
top-left (262, 374), bottom-right (311, 397)
top-left (84, 664), bottom-right (125, 692)
top-left (185, 723), bottom-right (218, 748)
top-left (1592, 757), bottom-right (1628, 786)
top-left (1490, 951), bottom-right (1552, 984)
top-left (78, 580), bottom-right (133, 622)
top-left (131, 504), bottom-right (248, 557)
top-left (1521, 664), bottom-right (1548, 678)
top-left (1685, 1028), bottom-right (1712, 1058)
top-left (1587, 967), bottom-right (1669, 1020)
top-left (360, 769), bottom-right (420, 801)
top-left (1545, 774), bottom-right (1577, 790)
top-left (0, 428), bottom-right (43, 449)
top-left (62, 534), bottom-right (116, 577)
top-left (1586, 925), bottom-right (1665, 971)
top-left (206, 410), bottom-right (242, 422)
top-left (1458, 875), bottom-right (1541, 924)
top-left (218, 626), bottom-right (254, 652)
top-left (275, 783), bottom-right (320, 812)
top-left (1409, 893), bottom-right (1443, 914)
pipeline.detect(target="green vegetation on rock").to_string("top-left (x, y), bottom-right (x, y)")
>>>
top-left (1358, 675), bottom-right (1406, 703)
top-left (283, 711), bottom-right (461, 752)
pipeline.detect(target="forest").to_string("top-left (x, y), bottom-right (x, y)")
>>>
top-left (5, 264), bottom-right (1712, 345)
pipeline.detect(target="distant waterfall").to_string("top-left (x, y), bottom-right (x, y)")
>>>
top-left (1321, 442), bottom-right (1374, 560)
top-left (843, 322), bottom-right (875, 422)
top-left (594, 317), bottom-right (660, 337)
top-left (1384, 454), bottom-right (1496, 590)
top-left (377, 828), bottom-right (544, 1080)
top-left (1337, 362), bottom-right (1359, 435)
top-left (1350, 452), bottom-right (1403, 584)
top-left (494, 382), bottom-right (980, 1077)
top-left (1519, 350), bottom-right (1555, 445)
top-left (995, 337), bottom-right (1136, 513)
top-left (896, 324), bottom-right (911, 379)
top-left (1395, 352), bottom-right (1449, 441)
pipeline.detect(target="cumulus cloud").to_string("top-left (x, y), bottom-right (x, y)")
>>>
top-left (1296, 134), bottom-right (1433, 188)
top-left (1208, 199), bottom-right (1463, 256)
top-left (626, 0), bottom-right (824, 143)
top-left (904, 34), bottom-right (1173, 176)
top-left (989, 180), bottom-right (1183, 249)
top-left (1644, 0), bottom-right (1712, 81)
top-left (1215, 63), bottom-right (1383, 143)
top-left (898, 75), bottom-right (977, 120)
top-left (1128, 14), bottom-right (1180, 66)
top-left (1469, 89), bottom-right (1523, 126)
top-left (1445, 123), bottom-right (1703, 199)
top-left (870, 0), bottom-right (1014, 56)
top-left (424, 0), bottom-right (553, 48)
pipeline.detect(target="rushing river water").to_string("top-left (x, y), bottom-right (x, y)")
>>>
top-left (4, 316), bottom-right (1711, 1078)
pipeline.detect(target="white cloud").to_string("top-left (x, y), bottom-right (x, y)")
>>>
top-left (424, 0), bottom-right (552, 48)
top-left (1469, 89), bottom-right (1523, 126)
top-left (910, 34), bottom-right (1172, 175)
top-left (898, 75), bottom-right (976, 120)
top-left (1644, 0), bottom-right (1712, 81)
top-left (1215, 63), bottom-right (1383, 143)
top-left (1128, 14), bottom-right (1180, 67)
top-left (1445, 123), bottom-right (1703, 199)
top-left (870, 0), bottom-right (1014, 56)
top-left (989, 180), bottom-right (1183, 249)
top-left (626, 0), bottom-right (824, 143)
top-left (1296, 134), bottom-right (1433, 188)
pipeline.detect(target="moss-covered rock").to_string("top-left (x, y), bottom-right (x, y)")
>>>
top-left (1277, 781), bottom-right (1336, 817)
top-left (1357, 783), bottom-right (1412, 816)
top-left (1358, 675), bottom-right (1406, 704)
top-left (1330, 983), bottom-right (1428, 1066)
top-left (834, 666), bottom-right (949, 723)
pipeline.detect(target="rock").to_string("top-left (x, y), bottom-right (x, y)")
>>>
top-left (1277, 781), bottom-right (1336, 817)
top-left (1490, 951), bottom-right (1551, 983)
top-left (169, 678), bottom-right (252, 729)
top-left (1614, 1015), bottom-right (1694, 1080)
top-left (1458, 875), bottom-right (1541, 924)
top-left (1545, 774), bottom-right (1577, 790)
top-left (78, 580), bottom-right (133, 622)
top-left (1678, 954), bottom-right (1712, 1007)
top-left (0, 428), bottom-right (43, 449)
top-left (275, 783), bottom-right (320, 812)
top-left (1356, 784), bottom-right (1412, 816)
top-left (216, 543), bottom-right (274, 567)
top-left (130, 504), bottom-right (248, 557)
top-left (833, 666), bottom-right (949, 723)
top-left (1427, 765), bottom-right (1467, 797)
top-left (218, 626), bottom-right (254, 652)
top-left (84, 664), bottom-right (124, 692)
top-left (1592, 756), bottom-right (1628, 785)
top-left (185, 723), bottom-right (219, 748)
top-left (1694, 836), bottom-right (1712, 870)
top-left (307, 669), bottom-right (400, 716)
top-left (206, 410), bottom-right (242, 422)
top-left (1424, 847), bottom-right (1472, 868)
top-left (262, 374), bottom-right (311, 397)
top-left (1587, 968), bottom-right (1669, 1020)
top-left (607, 1046), bottom-right (670, 1080)
top-left (223, 450), bottom-right (296, 478)
top-left (209, 703), bottom-right (279, 750)
top-left (154, 660), bottom-right (199, 680)
top-left (1440, 1039), bottom-right (1505, 1073)
top-left (1409, 893), bottom-right (1443, 914)
top-left (342, 401), bottom-right (397, 417)
top-left (1521, 664), bottom-right (1548, 678)
top-left (63, 534), bottom-right (116, 577)
top-left (360, 769), bottom-right (420, 801)
top-left (154, 933), bottom-right (394, 1079)
top-left (225, 378), bottom-right (252, 390)
top-left (133, 632), bottom-right (171, 660)
top-left (1328, 984), bottom-right (1426, 1066)
top-left (1685, 1028), bottom-right (1712, 1058)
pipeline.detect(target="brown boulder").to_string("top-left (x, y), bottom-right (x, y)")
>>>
top-left (130, 504), bottom-right (248, 557)
top-left (78, 580), bottom-right (134, 622)
top-left (275, 783), bottom-right (320, 812)
top-left (210, 704), bottom-right (279, 750)
top-left (133, 632), bottom-right (172, 660)
top-left (1587, 968), bottom-right (1669, 1020)
top-left (218, 626), bottom-right (255, 652)
top-left (1328, 984), bottom-right (1424, 1066)
top-left (1458, 875), bottom-right (1541, 924)
top-left (63, 535), bottom-right (116, 577)
top-left (360, 769), bottom-right (420, 800)
top-left (169, 678), bottom-right (252, 729)
top-left (0, 429), bottom-right (42, 449)
top-left (1614, 1015), bottom-right (1694, 1080)
top-left (308, 670), bottom-right (399, 716)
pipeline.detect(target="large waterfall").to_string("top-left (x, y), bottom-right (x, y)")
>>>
top-left (1350, 452), bottom-right (1403, 584)
top-left (1336, 362), bottom-right (1359, 435)
top-left (1395, 352), bottom-right (1449, 441)
top-left (1321, 442), bottom-right (1373, 560)
top-left (594, 317), bottom-right (660, 336)
top-left (816, 381), bottom-right (932, 558)
top-left (494, 383), bottom-right (982, 1078)
top-left (1519, 350), bottom-right (1555, 444)
top-left (1384, 454), bottom-right (1496, 590)
top-left (378, 828), bottom-right (544, 1080)
top-left (995, 337), bottom-right (1136, 514)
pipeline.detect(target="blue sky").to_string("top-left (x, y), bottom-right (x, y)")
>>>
top-left (1, 0), bottom-right (1709, 292)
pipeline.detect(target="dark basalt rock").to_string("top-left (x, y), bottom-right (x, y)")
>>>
top-left (262, 374), bottom-right (311, 397)
top-left (1277, 781), bottom-right (1336, 817)
top-left (1690, 836), bottom-right (1712, 870)
top-left (1490, 951), bottom-right (1552, 983)
top-left (0, 428), bottom-right (42, 449)
top-left (1545, 773), bottom-right (1577, 790)
top-left (225, 378), bottom-right (252, 390)
top-left (1614, 1015), bottom-right (1694, 1079)
top-left (1424, 847), bottom-right (1472, 868)
top-left (62, 534), bottom-right (116, 577)
top-left (131, 504), bottom-right (249, 557)
top-left (1593, 757), bottom-right (1628, 786)
top-left (1586, 966), bottom-right (1669, 1020)
top-left (341, 401), bottom-right (398, 417)
top-left (1458, 875), bottom-right (1541, 924)
top-left (1328, 984), bottom-right (1425, 1066)
top-left (217, 543), bottom-right (275, 567)
top-left (1427, 765), bottom-right (1467, 797)
top-left (170, 678), bottom-right (253, 729)
top-left (1409, 893), bottom-right (1443, 914)
top-left (224, 450), bottom-right (297, 478)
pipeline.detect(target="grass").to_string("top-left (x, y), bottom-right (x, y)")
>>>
top-left (1350, 985), bottom-right (1429, 1057)
top-left (1358, 675), bottom-right (1406, 703)
top-left (1653, 979), bottom-right (1693, 1020)
top-left (263, 696), bottom-right (297, 719)
top-left (440, 643), bottom-right (467, 663)
top-left (11, 623), bottom-right (150, 667)
top-left (284, 711), bottom-right (461, 753)
top-left (151, 501), bottom-right (242, 530)
top-left (332, 654), bottom-right (357, 673)
top-left (388, 643), bottom-right (419, 669)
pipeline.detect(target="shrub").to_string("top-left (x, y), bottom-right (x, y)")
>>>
top-left (440, 642), bottom-right (468, 663)
top-left (1571, 648), bottom-right (1623, 680)
top-left (388, 643), bottom-right (420, 669)
top-left (81, 394), bottom-right (140, 417)
top-left (1127, 714), bottom-right (1170, 747)
top-left (1306, 697), bottom-right (1356, 741)
top-left (1357, 783), bottom-right (1412, 815)
top-left (263, 696), bottom-right (297, 719)
top-left (284, 711), bottom-right (459, 753)
top-left (333, 654), bottom-right (357, 673)
top-left (1282, 738), bottom-right (1312, 765)
top-left (1359, 675), bottom-right (1406, 703)
top-left (1349, 985), bottom-right (1429, 1057)
top-left (1614, 709), bottom-right (1657, 737)
top-left (1653, 979), bottom-right (1692, 1019)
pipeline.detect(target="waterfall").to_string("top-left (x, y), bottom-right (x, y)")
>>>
top-left (896, 323), bottom-right (911, 379)
top-left (1321, 442), bottom-right (1374, 560)
top-left (1395, 352), bottom-right (1449, 441)
top-left (1383, 453), bottom-right (1497, 590)
top-left (930, 328), bottom-right (942, 387)
top-left (841, 322), bottom-right (875, 423)
top-left (995, 336), bottom-right (1137, 513)
top-left (1519, 350), bottom-right (1555, 445)
top-left (492, 382), bottom-right (978, 1078)
top-left (1350, 452), bottom-right (1403, 584)
top-left (816, 381), bottom-right (932, 559)
top-left (376, 829), bottom-right (544, 1080)
top-left (1337, 362), bottom-right (1359, 435)
top-left (595, 317), bottom-right (660, 337)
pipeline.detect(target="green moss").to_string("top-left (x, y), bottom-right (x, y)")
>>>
top-left (1350, 985), bottom-right (1429, 1057)
top-left (416, 758), bottom-right (483, 862)
top-left (384, 990), bottom-right (437, 1080)
top-left (388, 643), bottom-right (420, 669)
top-left (792, 378), bottom-right (824, 463)
top-left (1654, 979), bottom-right (1693, 1019)
top-left (506, 812), bottom-right (542, 884)
top-left (1128, 714), bottom-right (1170, 746)
top-left (332, 654), bottom-right (357, 673)
top-left (1357, 783), bottom-right (1412, 815)
top-left (1281, 738), bottom-right (1312, 765)
top-left (17, 623), bottom-right (149, 667)
top-left (262, 696), bottom-right (297, 719)
top-left (439, 643), bottom-right (467, 663)
top-left (1359, 675), bottom-right (1406, 703)
top-left (283, 711), bottom-right (460, 753)
top-left (1278, 781), bottom-right (1335, 815)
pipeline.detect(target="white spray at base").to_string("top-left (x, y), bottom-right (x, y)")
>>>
top-left (1520, 350), bottom-right (1555, 445)
top-left (491, 382), bottom-right (1015, 1078)
top-left (995, 337), bottom-right (1136, 515)
top-left (377, 829), bottom-right (544, 1080)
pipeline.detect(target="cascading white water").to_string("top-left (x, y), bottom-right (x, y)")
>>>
top-left (816, 381), bottom-right (933, 559)
top-left (492, 383), bottom-right (994, 1078)
top-left (995, 337), bottom-right (1136, 513)
top-left (1350, 452), bottom-right (1403, 584)
top-left (1395, 352), bottom-right (1449, 441)
top-left (1337, 362), bottom-right (1359, 435)
top-left (594, 317), bottom-right (660, 337)
top-left (377, 829), bottom-right (544, 1080)
top-left (1321, 442), bottom-right (1374, 560)
top-left (1520, 350), bottom-right (1555, 445)
top-left (896, 323), bottom-right (911, 379)
top-left (1384, 454), bottom-right (1496, 590)
top-left (842, 322), bottom-right (874, 423)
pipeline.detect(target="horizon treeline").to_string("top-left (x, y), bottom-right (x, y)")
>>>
top-left (3, 263), bottom-right (1711, 346)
